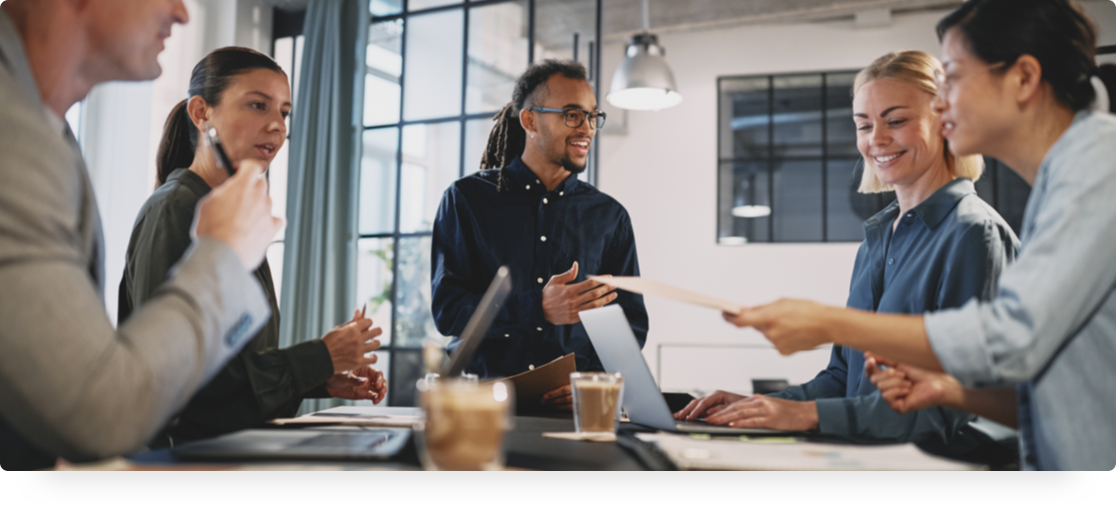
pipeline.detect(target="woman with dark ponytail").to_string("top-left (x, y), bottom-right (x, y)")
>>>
top-left (714, 0), bottom-right (1116, 470)
top-left (121, 47), bottom-right (387, 447)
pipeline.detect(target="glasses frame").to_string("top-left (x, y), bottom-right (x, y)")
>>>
top-left (528, 106), bottom-right (607, 130)
top-left (933, 61), bottom-right (1008, 98)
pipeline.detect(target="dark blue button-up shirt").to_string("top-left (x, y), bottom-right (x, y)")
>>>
top-left (431, 157), bottom-right (648, 377)
top-left (772, 178), bottom-right (1020, 457)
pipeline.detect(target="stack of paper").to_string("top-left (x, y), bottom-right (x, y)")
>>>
top-left (636, 432), bottom-right (983, 471)
top-left (270, 406), bottom-right (422, 427)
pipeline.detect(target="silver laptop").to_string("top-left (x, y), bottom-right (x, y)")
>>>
top-left (175, 268), bottom-right (514, 462)
top-left (580, 305), bottom-right (797, 436)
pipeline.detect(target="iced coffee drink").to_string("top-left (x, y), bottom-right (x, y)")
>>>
top-left (570, 372), bottom-right (623, 434)
top-left (417, 379), bottom-right (513, 471)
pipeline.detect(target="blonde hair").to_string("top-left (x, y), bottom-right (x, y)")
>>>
top-left (853, 50), bottom-right (984, 194)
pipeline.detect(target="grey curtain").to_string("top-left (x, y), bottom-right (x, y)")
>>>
top-left (279, 0), bottom-right (368, 415)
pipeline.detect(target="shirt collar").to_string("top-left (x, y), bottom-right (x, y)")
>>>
top-left (909, 178), bottom-right (976, 230)
top-left (506, 156), bottom-right (581, 195)
top-left (165, 168), bottom-right (213, 196)
top-left (0, 9), bottom-right (69, 141)
top-left (862, 177), bottom-right (976, 233)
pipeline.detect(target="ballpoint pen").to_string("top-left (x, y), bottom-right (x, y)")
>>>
top-left (203, 122), bottom-right (236, 177)
top-left (347, 303), bottom-right (378, 399)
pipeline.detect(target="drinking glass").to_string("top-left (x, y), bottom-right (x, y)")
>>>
top-left (415, 378), bottom-right (514, 470)
top-left (570, 372), bottom-right (624, 434)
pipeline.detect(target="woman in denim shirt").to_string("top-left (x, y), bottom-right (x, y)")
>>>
top-left (678, 51), bottom-right (1019, 464)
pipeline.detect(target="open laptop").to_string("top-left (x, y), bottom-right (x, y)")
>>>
top-left (442, 266), bottom-right (512, 376)
top-left (174, 268), bottom-right (514, 462)
top-left (580, 305), bottom-right (798, 436)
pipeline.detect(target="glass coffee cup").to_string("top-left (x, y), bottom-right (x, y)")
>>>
top-left (415, 378), bottom-right (514, 470)
top-left (570, 372), bottom-right (624, 434)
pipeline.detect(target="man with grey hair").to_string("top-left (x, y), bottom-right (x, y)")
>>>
top-left (0, 0), bottom-right (283, 469)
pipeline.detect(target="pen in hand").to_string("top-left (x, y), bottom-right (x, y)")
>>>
top-left (347, 303), bottom-right (378, 399)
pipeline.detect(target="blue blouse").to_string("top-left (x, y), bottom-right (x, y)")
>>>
top-left (772, 178), bottom-right (1020, 458)
top-left (431, 157), bottom-right (648, 377)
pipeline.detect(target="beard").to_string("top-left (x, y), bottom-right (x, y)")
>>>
top-left (560, 154), bottom-right (588, 174)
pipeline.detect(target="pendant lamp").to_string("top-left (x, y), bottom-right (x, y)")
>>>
top-left (607, 0), bottom-right (683, 111)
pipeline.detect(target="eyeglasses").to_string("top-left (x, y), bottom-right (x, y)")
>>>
top-left (528, 107), bottom-right (607, 130)
top-left (933, 61), bottom-right (1007, 97)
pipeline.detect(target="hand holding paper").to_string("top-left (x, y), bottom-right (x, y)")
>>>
top-left (587, 276), bottom-right (745, 313)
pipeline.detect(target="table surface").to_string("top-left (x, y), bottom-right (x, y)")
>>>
top-left (125, 410), bottom-right (649, 471)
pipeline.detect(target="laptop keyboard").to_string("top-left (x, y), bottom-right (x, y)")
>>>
top-left (291, 431), bottom-right (393, 451)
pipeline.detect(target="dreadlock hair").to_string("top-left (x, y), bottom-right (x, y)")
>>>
top-left (479, 59), bottom-right (588, 192)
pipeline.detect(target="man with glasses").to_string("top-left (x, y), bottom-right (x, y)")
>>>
top-left (431, 60), bottom-right (648, 411)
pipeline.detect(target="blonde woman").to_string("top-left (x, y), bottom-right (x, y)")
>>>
top-left (676, 51), bottom-right (1019, 463)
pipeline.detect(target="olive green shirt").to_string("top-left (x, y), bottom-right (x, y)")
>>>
top-left (119, 168), bottom-right (334, 445)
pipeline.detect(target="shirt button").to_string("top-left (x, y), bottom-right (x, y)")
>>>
top-left (537, 327), bottom-right (543, 332)
top-left (559, 191), bottom-right (564, 196)
top-left (543, 198), bottom-right (548, 204)
top-left (526, 184), bottom-right (531, 190)
top-left (536, 179), bottom-right (541, 184)
top-left (537, 277), bottom-right (544, 284)
top-left (540, 236), bottom-right (547, 242)
top-left (888, 258), bottom-right (894, 265)
top-left (504, 334), bottom-right (510, 338)
top-left (529, 364), bottom-right (535, 370)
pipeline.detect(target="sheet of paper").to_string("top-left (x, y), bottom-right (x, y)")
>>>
top-left (589, 276), bottom-right (745, 313)
top-left (636, 432), bottom-right (982, 471)
top-left (269, 406), bottom-right (422, 427)
top-left (490, 352), bottom-right (576, 406)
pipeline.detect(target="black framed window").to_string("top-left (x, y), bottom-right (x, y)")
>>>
top-left (717, 70), bottom-right (1029, 245)
top-left (360, 0), bottom-right (602, 406)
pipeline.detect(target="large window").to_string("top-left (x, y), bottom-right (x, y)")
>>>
top-left (717, 71), bottom-right (1029, 245)
top-left (361, 0), bottom-right (602, 406)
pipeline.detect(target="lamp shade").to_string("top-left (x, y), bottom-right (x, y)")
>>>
top-left (607, 33), bottom-right (683, 111)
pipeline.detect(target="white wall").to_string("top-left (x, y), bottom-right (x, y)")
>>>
top-left (593, 5), bottom-right (1042, 395)
top-left (81, 0), bottom-right (274, 324)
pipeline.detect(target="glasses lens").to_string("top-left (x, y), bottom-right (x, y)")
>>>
top-left (564, 110), bottom-right (584, 128)
top-left (594, 113), bottom-right (605, 130)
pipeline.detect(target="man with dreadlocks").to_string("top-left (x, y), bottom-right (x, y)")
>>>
top-left (431, 59), bottom-right (648, 410)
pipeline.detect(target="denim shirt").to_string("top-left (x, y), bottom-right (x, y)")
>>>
top-left (431, 157), bottom-right (648, 377)
top-left (773, 178), bottom-right (1019, 458)
top-left (926, 111), bottom-right (1116, 471)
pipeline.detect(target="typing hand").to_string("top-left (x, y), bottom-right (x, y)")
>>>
top-left (540, 384), bottom-right (573, 411)
top-left (703, 396), bottom-right (819, 431)
top-left (674, 389), bottom-right (747, 421)
top-left (722, 299), bottom-right (835, 355)
top-left (326, 365), bottom-right (387, 403)
top-left (542, 262), bottom-right (617, 325)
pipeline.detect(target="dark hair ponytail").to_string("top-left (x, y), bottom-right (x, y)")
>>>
top-left (479, 59), bottom-right (587, 192)
top-left (156, 99), bottom-right (195, 185)
top-left (937, 0), bottom-right (1101, 112)
top-left (155, 46), bottom-right (287, 187)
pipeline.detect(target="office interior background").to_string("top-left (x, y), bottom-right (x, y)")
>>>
top-left (48, 0), bottom-right (1116, 409)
